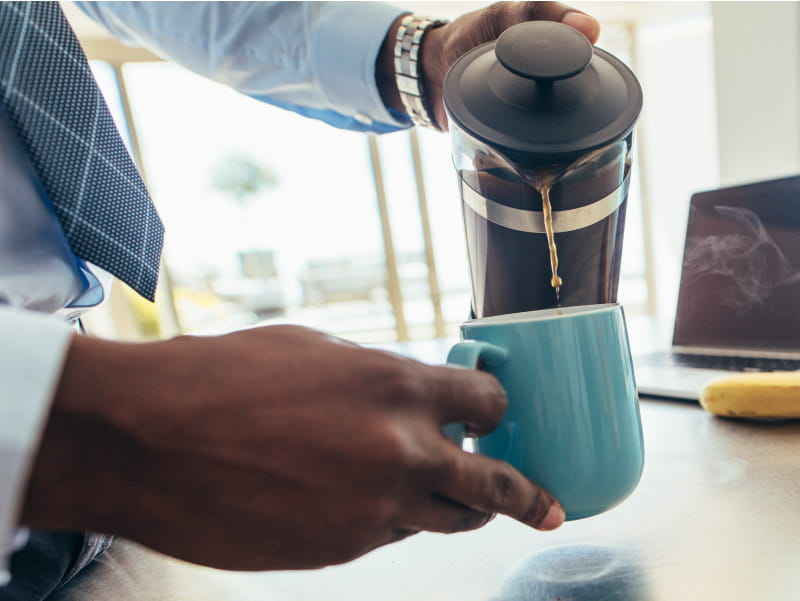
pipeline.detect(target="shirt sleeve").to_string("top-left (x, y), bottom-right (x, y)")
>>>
top-left (0, 308), bottom-right (74, 586)
top-left (75, 1), bottom-right (412, 133)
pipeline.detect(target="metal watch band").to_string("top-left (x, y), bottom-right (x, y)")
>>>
top-left (394, 14), bottom-right (448, 129)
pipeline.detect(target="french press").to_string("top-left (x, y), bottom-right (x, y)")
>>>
top-left (444, 21), bottom-right (643, 317)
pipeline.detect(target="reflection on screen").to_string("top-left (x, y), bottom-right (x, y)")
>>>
top-left (673, 175), bottom-right (800, 351)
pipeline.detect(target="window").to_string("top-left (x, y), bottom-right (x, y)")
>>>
top-left (85, 15), bottom-right (651, 344)
top-left (121, 62), bottom-right (404, 341)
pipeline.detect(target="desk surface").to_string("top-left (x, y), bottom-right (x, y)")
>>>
top-left (59, 327), bottom-right (800, 601)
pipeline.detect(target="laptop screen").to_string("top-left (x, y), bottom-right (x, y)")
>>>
top-left (673, 175), bottom-right (800, 352)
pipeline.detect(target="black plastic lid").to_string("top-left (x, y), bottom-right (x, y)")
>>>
top-left (443, 21), bottom-right (643, 162)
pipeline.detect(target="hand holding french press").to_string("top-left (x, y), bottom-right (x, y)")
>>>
top-left (378, 2), bottom-right (601, 131)
top-left (417, 1), bottom-right (601, 131)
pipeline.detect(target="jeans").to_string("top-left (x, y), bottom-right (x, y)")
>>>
top-left (0, 532), bottom-right (112, 601)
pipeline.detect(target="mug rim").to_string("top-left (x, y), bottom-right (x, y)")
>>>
top-left (463, 303), bottom-right (619, 326)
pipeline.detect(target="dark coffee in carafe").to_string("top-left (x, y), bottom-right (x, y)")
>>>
top-left (444, 22), bottom-right (642, 317)
top-left (458, 137), bottom-right (632, 316)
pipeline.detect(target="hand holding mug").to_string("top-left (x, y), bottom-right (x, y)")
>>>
top-left (25, 324), bottom-right (567, 572)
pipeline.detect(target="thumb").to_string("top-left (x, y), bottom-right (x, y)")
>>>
top-left (561, 10), bottom-right (601, 44)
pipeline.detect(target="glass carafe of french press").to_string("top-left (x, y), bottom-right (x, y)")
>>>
top-left (444, 22), bottom-right (643, 318)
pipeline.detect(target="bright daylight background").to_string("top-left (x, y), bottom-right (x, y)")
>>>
top-left (71, 2), bottom-right (800, 347)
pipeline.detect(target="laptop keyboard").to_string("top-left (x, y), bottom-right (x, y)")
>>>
top-left (643, 352), bottom-right (800, 372)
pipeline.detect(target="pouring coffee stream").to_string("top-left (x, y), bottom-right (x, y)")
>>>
top-left (539, 178), bottom-right (562, 299)
top-left (520, 145), bottom-right (614, 303)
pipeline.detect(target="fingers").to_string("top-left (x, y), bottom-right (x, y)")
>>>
top-left (518, 2), bottom-right (600, 43)
top-left (482, 2), bottom-right (601, 44)
top-left (403, 494), bottom-right (494, 534)
top-left (560, 10), bottom-right (601, 44)
top-left (425, 364), bottom-right (508, 437)
top-left (436, 446), bottom-right (565, 531)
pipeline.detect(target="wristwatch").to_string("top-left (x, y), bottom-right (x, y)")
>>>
top-left (394, 14), bottom-right (448, 129)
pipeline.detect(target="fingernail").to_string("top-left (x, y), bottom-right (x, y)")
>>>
top-left (561, 12), bottom-right (600, 42)
top-left (539, 502), bottom-right (565, 531)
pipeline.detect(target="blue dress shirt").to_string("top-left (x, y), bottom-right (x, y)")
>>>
top-left (0, 0), bottom-right (409, 584)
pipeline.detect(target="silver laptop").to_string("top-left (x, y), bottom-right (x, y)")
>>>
top-left (635, 175), bottom-right (800, 400)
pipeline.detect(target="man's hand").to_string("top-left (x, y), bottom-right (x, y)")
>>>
top-left (22, 325), bottom-right (563, 571)
top-left (378, 1), bottom-right (601, 130)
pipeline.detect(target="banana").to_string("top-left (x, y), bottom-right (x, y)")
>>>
top-left (699, 372), bottom-right (800, 419)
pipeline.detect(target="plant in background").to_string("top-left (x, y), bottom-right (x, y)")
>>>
top-left (210, 152), bottom-right (278, 206)
top-left (210, 152), bottom-right (279, 252)
top-left (209, 153), bottom-right (286, 316)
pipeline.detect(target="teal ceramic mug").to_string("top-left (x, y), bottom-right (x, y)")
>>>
top-left (447, 303), bottom-right (644, 520)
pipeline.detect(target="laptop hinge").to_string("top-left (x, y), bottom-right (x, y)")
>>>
top-left (672, 345), bottom-right (800, 360)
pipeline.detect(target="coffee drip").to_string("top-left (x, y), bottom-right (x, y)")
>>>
top-left (539, 180), bottom-right (561, 299)
top-left (519, 145), bottom-right (612, 305)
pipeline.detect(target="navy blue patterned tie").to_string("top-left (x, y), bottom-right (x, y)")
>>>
top-left (0, 2), bottom-right (163, 300)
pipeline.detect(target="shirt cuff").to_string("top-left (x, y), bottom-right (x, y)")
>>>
top-left (0, 308), bottom-right (74, 586)
top-left (311, 2), bottom-right (410, 129)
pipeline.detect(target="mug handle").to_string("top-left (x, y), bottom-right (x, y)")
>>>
top-left (443, 341), bottom-right (509, 445)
